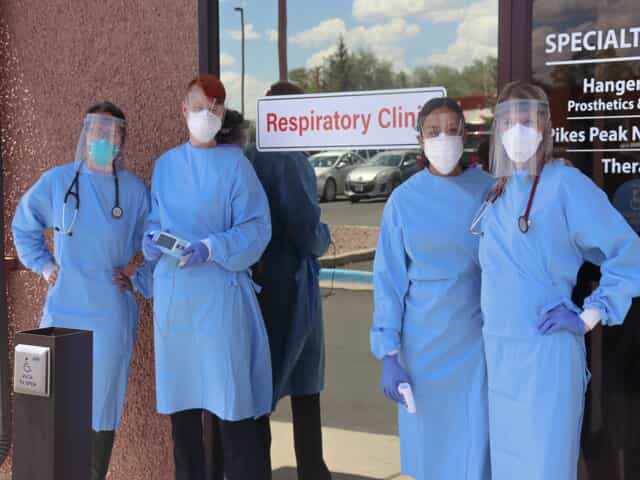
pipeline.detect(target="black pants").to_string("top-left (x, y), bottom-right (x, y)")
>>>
top-left (171, 409), bottom-right (272, 480)
top-left (211, 394), bottom-right (331, 480)
top-left (91, 430), bottom-right (115, 480)
top-left (290, 394), bottom-right (332, 480)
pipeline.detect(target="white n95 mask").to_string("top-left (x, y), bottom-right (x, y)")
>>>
top-left (423, 134), bottom-right (463, 174)
top-left (187, 110), bottom-right (222, 143)
top-left (501, 124), bottom-right (543, 164)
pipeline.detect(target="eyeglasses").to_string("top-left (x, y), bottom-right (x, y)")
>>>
top-left (187, 98), bottom-right (225, 115)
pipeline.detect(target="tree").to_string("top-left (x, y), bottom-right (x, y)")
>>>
top-left (325, 36), bottom-right (353, 92)
top-left (350, 50), bottom-right (396, 91)
top-left (287, 38), bottom-right (498, 100)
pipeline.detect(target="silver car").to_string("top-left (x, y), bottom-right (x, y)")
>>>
top-left (309, 151), bottom-right (366, 202)
top-left (345, 150), bottom-right (421, 202)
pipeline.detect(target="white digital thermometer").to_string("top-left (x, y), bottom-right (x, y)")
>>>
top-left (398, 383), bottom-right (416, 414)
top-left (152, 232), bottom-right (190, 259)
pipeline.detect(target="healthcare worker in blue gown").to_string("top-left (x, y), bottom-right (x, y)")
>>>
top-left (143, 74), bottom-right (273, 480)
top-left (12, 102), bottom-right (154, 480)
top-left (246, 80), bottom-right (333, 480)
top-left (473, 81), bottom-right (640, 480)
top-left (371, 97), bottom-right (493, 480)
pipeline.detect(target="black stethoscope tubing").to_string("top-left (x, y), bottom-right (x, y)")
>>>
top-left (56, 162), bottom-right (122, 236)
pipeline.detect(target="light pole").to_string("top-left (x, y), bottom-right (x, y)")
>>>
top-left (278, 0), bottom-right (287, 81)
top-left (234, 6), bottom-right (245, 116)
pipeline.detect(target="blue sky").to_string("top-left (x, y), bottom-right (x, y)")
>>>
top-left (218, 0), bottom-right (498, 119)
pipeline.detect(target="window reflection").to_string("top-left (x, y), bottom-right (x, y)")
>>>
top-left (533, 2), bottom-right (640, 479)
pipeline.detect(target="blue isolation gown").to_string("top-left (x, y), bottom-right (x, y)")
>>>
top-left (371, 167), bottom-right (494, 480)
top-left (12, 163), bottom-right (151, 431)
top-left (478, 161), bottom-right (640, 479)
top-left (146, 143), bottom-right (273, 420)
top-left (245, 146), bottom-right (331, 405)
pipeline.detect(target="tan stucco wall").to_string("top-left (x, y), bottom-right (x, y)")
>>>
top-left (1, 1), bottom-right (198, 477)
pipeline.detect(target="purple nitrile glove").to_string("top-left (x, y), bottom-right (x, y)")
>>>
top-left (381, 355), bottom-right (412, 404)
top-left (180, 241), bottom-right (210, 268)
top-left (537, 305), bottom-right (585, 336)
top-left (142, 234), bottom-right (162, 261)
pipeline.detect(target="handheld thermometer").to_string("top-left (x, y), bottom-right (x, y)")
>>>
top-left (152, 232), bottom-right (191, 259)
top-left (398, 383), bottom-right (416, 414)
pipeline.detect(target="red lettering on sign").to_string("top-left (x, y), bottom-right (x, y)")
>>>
top-left (266, 113), bottom-right (277, 132)
top-left (379, 108), bottom-right (391, 128)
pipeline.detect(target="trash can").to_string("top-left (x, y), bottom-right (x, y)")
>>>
top-left (12, 327), bottom-right (92, 480)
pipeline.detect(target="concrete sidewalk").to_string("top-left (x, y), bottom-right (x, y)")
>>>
top-left (271, 290), bottom-right (410, 480)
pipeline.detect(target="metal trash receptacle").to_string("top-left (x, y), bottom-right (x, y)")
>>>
top-left (12, 327), bottom-right (92, 480)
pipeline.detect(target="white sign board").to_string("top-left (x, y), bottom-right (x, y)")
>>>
top-left (14, 344), bottom-right (50, 397)
top-left (256, 87), bottom-right (447, 152)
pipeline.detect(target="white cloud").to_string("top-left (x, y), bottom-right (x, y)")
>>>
top-left (306, 45), bottom-right (338, 69)
top-left (352, 0), bottom-right (468, 23)
top-left (221, 71), bottom-right (271, 121)
top-left (220, 52), bottom-right (235, 67)
top-left (267, 29), bottom-right (278, 43)
top-left (346, 18), bottom-right (419, 46)
top-left (353, 0), bottom-right (426, 19)
top-left (228, 23), bottom-right (261, 41)
top-left (424, 0), bottom-right (497, 68)
top-left (292, 18), bottom-right (347, 48)
top-left (296, 18), bottom-right (420, 70)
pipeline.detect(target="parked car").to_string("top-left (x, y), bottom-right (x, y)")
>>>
top-left (309, 151), bottom-right (366, 202)
top-left (345, 150), bottom-right (421, 202)
top-left (354, 149), bottom-right (382, 161)
top-left (461, 129), bottom-right (491, 169)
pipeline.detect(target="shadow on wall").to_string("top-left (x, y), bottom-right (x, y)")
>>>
top-left (274, 468), bottom-right (384, 480)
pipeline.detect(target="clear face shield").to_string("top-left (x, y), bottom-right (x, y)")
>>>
top-left (490, 99), bottom-right (551, 178)
top-left (417, 111), bottom-right (465, 175)
top-left (74, 113), bottom-right (126, 173)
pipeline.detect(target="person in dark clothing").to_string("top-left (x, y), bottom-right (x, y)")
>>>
top-left (245, 80), bottom-right (333, 480)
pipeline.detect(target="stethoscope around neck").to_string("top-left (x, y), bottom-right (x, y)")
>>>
top-left (470, 165), bottom-right (543, 236)
top-left (55, 162), bottom-right (122, 236)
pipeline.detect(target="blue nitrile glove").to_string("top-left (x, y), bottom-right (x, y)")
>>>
top-left (143, 234), bottom-right (162, 261)
top-left (381, 355), bottom-right (412, 404)
top-left (537, 305), bottom-right (585, 336)
top-left (180, 241), bottom-right (210, 268)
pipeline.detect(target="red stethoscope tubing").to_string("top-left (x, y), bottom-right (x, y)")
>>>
top-left (486, 165), bottom-right (543, 234)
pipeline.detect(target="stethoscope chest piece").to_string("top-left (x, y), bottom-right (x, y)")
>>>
top-left (518, 215), bottom-right (530, 234)
top-left (112, 206), bottom-right (123, 219)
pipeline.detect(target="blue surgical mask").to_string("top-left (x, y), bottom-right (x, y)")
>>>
top-left (89, 139), bottom-right (119, 166)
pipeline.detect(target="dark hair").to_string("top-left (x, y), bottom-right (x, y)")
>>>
top-left (266, 81), bottom-right (304, 96)
top-left (216, 109), bottom-right (247, 145)
top-left (86, 101), bottom-right (126, 122)
top-left (476, 137), bottom-right (490, 171)
top-left (416, 97), bottom-right (465, 134)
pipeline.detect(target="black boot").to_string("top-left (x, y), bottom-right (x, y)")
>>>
top-left (91, 430), bottom-right (115, 480)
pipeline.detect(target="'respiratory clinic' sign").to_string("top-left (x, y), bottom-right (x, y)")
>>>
top-left (256, 87), bottom-right (446, 152)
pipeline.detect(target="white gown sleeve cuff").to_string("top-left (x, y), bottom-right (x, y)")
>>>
top-left (42, 262), bottom-right (56, 282)
top-left (385, 350), bottom-right (399, 357)
top-left (580, 308), bottom-right (601, 332)
top-left (201, 238), bottom-right (213, 262)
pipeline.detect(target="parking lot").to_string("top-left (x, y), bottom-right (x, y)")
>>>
top-left (271, 289), bottom-right (409, 480)
top-left (320, 198), bottom-right (386, 227)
